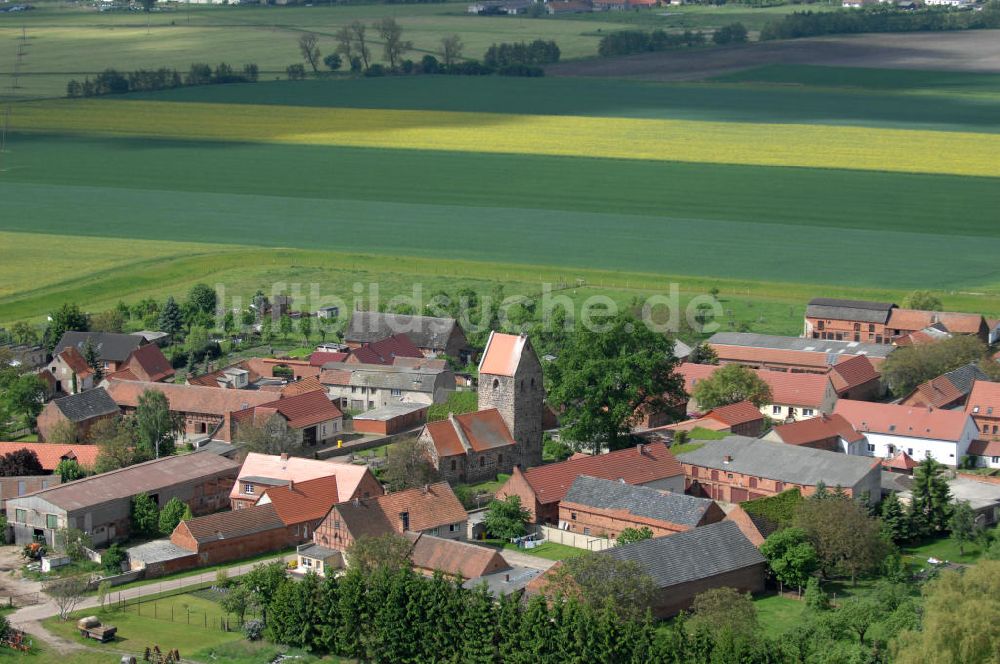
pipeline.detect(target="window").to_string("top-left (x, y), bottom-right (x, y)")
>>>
top-left (479, 456), bottom-right (485, 468)
top-left (993, 426), bottom-right (998, 434)
top-left (390, 389), bottom-right (402, 397)
top-left (992, 456), bottom-right (999, 464)
top-left (46, 514), bottom-right (58, 529)
top-left (302, 557), bottom-right (312, 567)
top-left (727, 473), bottom-right (734, 480)
top-left (868, 324), bottom-right (875, 332)
top-left (867, 444), bottom-right (876, 452)
top-left (802, 409), bottom-right (814, 417)
top-left (243, 483), bottom-right (255, 495)
top-left (449, 524), bottom-right (458, 532)
top-left (334, 519), bottom-right (341, 530)
top-left (985, 425), bottom-right (991, 434)
top-left (15, 509), bottom-right (25, 523)
top-left (492, 379), bottom-right (500, 391)
top-left (571, 512), bottom-right (577, 520)
top-left (583, 528), bottom-right (591, 536)
top-left (907, 448), bottom-right (913, 455)
top-left (772, 406), bottom-right (781, 415)
top-left (17, 481), bottom-right (26, 496)
top-left (498, 454), bottom-right (503, 464)
top-left (817, 321), bottom-right (825, 331)
top-left (450, 459), bottom-right (457, 471)
top-left (853, 323), bottom-right (860, 331)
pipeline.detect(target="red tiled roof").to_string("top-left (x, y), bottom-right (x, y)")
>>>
top-left (724, 505), bottom-right (766, 547)
top-left (0, 442), bottom-right (100, 470)
top-left (58, 347), bottom-right (93, 378)
top-left (258, 475), bottom-right (341, 526)
top-left (281, 376), bottom-right (324, 397)
top-left (310, 351), bottom-right (349, 367)
top-left (479, 332), bottom-right (528, 377)
top-left (423, 409), bottom-right (515, 458)
top-left (829, 355), bottom-right (879, 393)
top-left (319, 369), bottom-right (353, 386)
top-left (106, 379), bottom-right (275, 415)
top-left (178, 503), bottom-right (285, 545)
top-left (882, 450), bottom-right (918, 471)
top-left (679, 363), bottom-right (830, 408)
top-left (887, 309), bottom-right (985, 335)
top-left (338, 482), bottom-right (467, 538)
top-left (517, 442), bottom-right (683, 506)
top-left (835, 399), bottom-right (971, 442)
top-left (232, 389), bottom-right (342, 430)
top-left (104, 368), bottom-right (139, 382)
top-left (677, 363), bottom-right (718, 393)
top-left (405, 532), bottom-right (509, 580)
top-left (126, 344), bottom-right (175, 383)
top-left (771, 413), bottom-right (865, 446)
top-left (233, 452), bottom-right (376, 502)
top-left (349, 334), bottom-right (423, 365)
top-left (710, 346), bottom-right (833, 370)
top-left (705, 401), bottom-right (763, 427)
top-left (905, 375), bottom-right (964, 409)
top-left (966, 381), bottom-right (1000, 418)
top-left (968, 439), bottom-right (1000, 456)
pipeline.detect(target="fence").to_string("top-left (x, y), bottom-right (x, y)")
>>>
top-left (116, 588), bottom-right (251, 633)
top-left (539, 525), bottom-right (615, 552)
top-left (0, 592), bottom-right (40, 608)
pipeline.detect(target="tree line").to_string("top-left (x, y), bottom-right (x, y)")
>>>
top-left (760, 1), bottom-right (1000, 41)
top-left (597, 24), bottom-right (748, 58)
top-left (66, 62), bottom-right (260, 98)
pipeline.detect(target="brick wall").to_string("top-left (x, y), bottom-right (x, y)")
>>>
top-left (495, 470), bottom-right (548, 523)
top-left (651, 564), bottom-right (766, 619)
top-left (558, 500), bottom-right (725, 540)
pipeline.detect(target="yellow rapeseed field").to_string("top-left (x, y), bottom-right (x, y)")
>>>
top-left (13, 99), bottom-right (1000, 177)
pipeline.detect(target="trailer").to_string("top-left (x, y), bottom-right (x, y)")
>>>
top-left (76, 616), bottom-right (117, 643)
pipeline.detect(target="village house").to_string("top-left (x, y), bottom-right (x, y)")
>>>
top-left (900, 363), bottom-right (988, 409)
top-left (558, 475), bottom-right (725, 540)
top-left (530, 521), bottom-right (765, 618)
top-left (103, 343), bottom-right (175, 383)
top-left (36, 387), bottom-right (119, 442)
top-left (106, 379), bottom-right (276, 442)
top-left (677, 436), bottom-right (882, 503)
top-left (309, 482), bottom-right (468, 556)
top-left (345, 311), bottom-right (472, 363)
top-left (763, 413), bottom-right (867, 455)
top-left (52, 331), bottom-right (144, 375)
top-left (834, 399), bottom-right (979, 465)
top-left (966, 380), bottom-right (1000, 442)
top-left (320, 361), bottom-right (455, 412)
top-left (496, 442), bottom-right (683, 524)
top-left (344, 333), bottom-right (425, 366)
top-left (231, 452), bottom-right (383, 510)
top-left (421, 332), bottom-right (545, 481)
top-left (229, 389), bottom-right (344, 449)
top-left (6, 452), bottom-right (238, 546)
top-left (803, 298), bottom-right (989, 344)
top-left (47, 346), bottom-right (95, 395)
top-left (679, 363), bottom-right (838, 422)
top-left (140, 474), bottom-right (346, 575)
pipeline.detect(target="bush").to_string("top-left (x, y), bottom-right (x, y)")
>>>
top-left (243, 618), bottom-right (264, 641)
top-left (323, 53), bottom-right (342, 71)
top-left (483, 40), bottom-right (560, 68)
top-left (364, 64), bottom-right (387, 77)
top-left (712, 22), bottom-right (749, 45)
top-left (742, 489), bottom-right (803, 530)
top-left (102, 544), bottom-right (127, 574)
top-left (497, 64), bottom-right (544, 77)
top-left (598, 29), bottom-right (706, 57)
top-left (286, 64), bottom-right (307, 81)
top-left (421, 54), bottom-right (441, 74)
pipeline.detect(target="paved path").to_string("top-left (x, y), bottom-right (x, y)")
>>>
top-left (490, 547), bottom-right (557, 571)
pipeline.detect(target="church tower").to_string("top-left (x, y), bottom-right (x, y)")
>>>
top-left (477, 332), bottom-right (545, 468)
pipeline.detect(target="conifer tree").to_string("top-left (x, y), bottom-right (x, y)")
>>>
top-left (158, 296), bottom-right (184, 338)
top-left (880, 491), bottom-right (910, 544)
top-left (460, 584), bottom-right (498, 664)
top-left (910, 457), bottom-right (952, 535)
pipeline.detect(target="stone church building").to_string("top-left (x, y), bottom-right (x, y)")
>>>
top-left (419, 332), bottom-right (545, 484)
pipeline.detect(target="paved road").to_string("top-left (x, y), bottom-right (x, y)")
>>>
top-left (489, 547), bottom-right (557, 571)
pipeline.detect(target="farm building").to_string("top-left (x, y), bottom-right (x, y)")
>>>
top-left (966, 380), bottom-right (1000, 444)
top-left (764, 413), bottom-right (867, 454)
top-left (36, 387), bottom-right (119, 442)
top-left (102, 343), bottom-right (175, 383)
top-left (320, 361), bottom-right (455, 412)
top-left (530, 521), bottom-right (766, 618)
top-left (6, 453), bottom-right (238, 546)
top-left (228, 389), bottom-right (344, 450)
top-left (900, 363), bottom-right (988, 409)
top-left (496, 442), bottom-right (683, 524)
top-left (47, 346), bottom-right (95, 395)
top-left (231, 452), bottom-right (382, 510)
top-left (52, 331), bottom-right (144, 375)
top-left (558, 475), bottom-right (725, 540)
top-left (345, 311), bottom-right (472, 363)
top-left (352, 402), bottom-right (429, 436)
top-left (677, 435), bottom-right (882, 503)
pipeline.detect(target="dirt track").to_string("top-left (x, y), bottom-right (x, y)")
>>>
top-left (549, 30), bottom-right (1000, 80)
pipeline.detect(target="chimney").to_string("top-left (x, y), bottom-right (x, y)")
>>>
top-left (504, 573), bottom-right (510, 582)
top-left (422, 484), bottom-right (429, 494)
top-left (280, 453), bottom-right (289, 462)
top-left (352, 497), bottom-right (360, 507)
top-left (723, 455), bottom-right (733, 464)
top-left (400, 511), bottom-right (410, 532)
top-left (288, 479), bottom-right (294, 492)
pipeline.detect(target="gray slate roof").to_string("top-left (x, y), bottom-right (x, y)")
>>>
top-left (676, 436), bottom-right (878, 488)
top-left (354, 402), bottom-right (429, 421)
top-left (128, 539), bottom-right (194, 565)
top-left (322, 362), bottom-right (454, 393)
top-left (53, 387), bottom-right (119, 422)
top-left (941, 363), bottom-right (989, 396)
top-left (54, 331), bottom-right (143, 363)
top-left (708, 332), bottom-right (894, 359)
top-left (805, 298), bottom-right (895, 325)
top-left (564, 476), bottom-right (713, 527)
top-left (345, 311), bottom-right (460, 350)
top-left (603, 521), bottom-right (765, 589)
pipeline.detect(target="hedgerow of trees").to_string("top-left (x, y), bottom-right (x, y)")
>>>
top-left (67, 62), bottom-right (260, 98)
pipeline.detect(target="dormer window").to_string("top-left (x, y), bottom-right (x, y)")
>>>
top-left (973, 406), bottom-right (980, 413)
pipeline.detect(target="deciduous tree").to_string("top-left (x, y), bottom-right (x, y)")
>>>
top-left (482, 495), bottom-right (530, 541)
top-left (760, 527), bottom-right (818, 593)
top-left (688, 587), bottom-right (758, 638)
top-left (543, 552), bottom-right (655, 621)
top-left (349, 21), bottom-right (371, 69)
top-left (692, 363), bottom-right (772, 410)
top-left (440, 34), bottom-right (463, 66)
top-left (793, 494), bottom-right (887, 584)
top-left (55, 459), bottom-right (84, 482)
top-left (131, 492), bottom-right (160, 538)
top-left (881, 335), bottom-right (988, 397)
top-left (158, 496), bottom-right (189, 535)
top-left (903, 290), bottom-right (943, 311)
top-left (187, 282), bottom-right (218, 316)
top-left (383, 438), bottom-right (439, 492)
top-left (0, 449), bottom-right (43, 477)
top-left (617, 526), bottom-right (654, 546)
top-left (46, 576), bottom-right (88, 620)
top-left (135, 388), bottom-right (178, 458)
top-left (376, 18), bottom-right (411, 70)
top-left (345, 533), bottom-right (412, 574)
top-left (46, 303), bottom-right (88, 351)
top-left (236, 414), bottom-right (301, 456)
top-left (948, 499), bottom-right (978, 555)
top-left (299, 33), bottom-right (322, 73)
top-left (548, 313), bottom-right (684, 452)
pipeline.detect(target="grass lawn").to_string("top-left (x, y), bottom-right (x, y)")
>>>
top-left (753, 593), bottom-right (804, 637)
top-left (193, 639), bottom-right (342, 663)
top-left (482, 538), bottom-right (584, 561)
top-left (43, 592), bottom-right (242, 655)
top-left (0, 634), bottom-right (116, 663)
top-left (902, 530), bottom-right (996, 566)
top-left (457, 473), bottom-right (511, 496)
